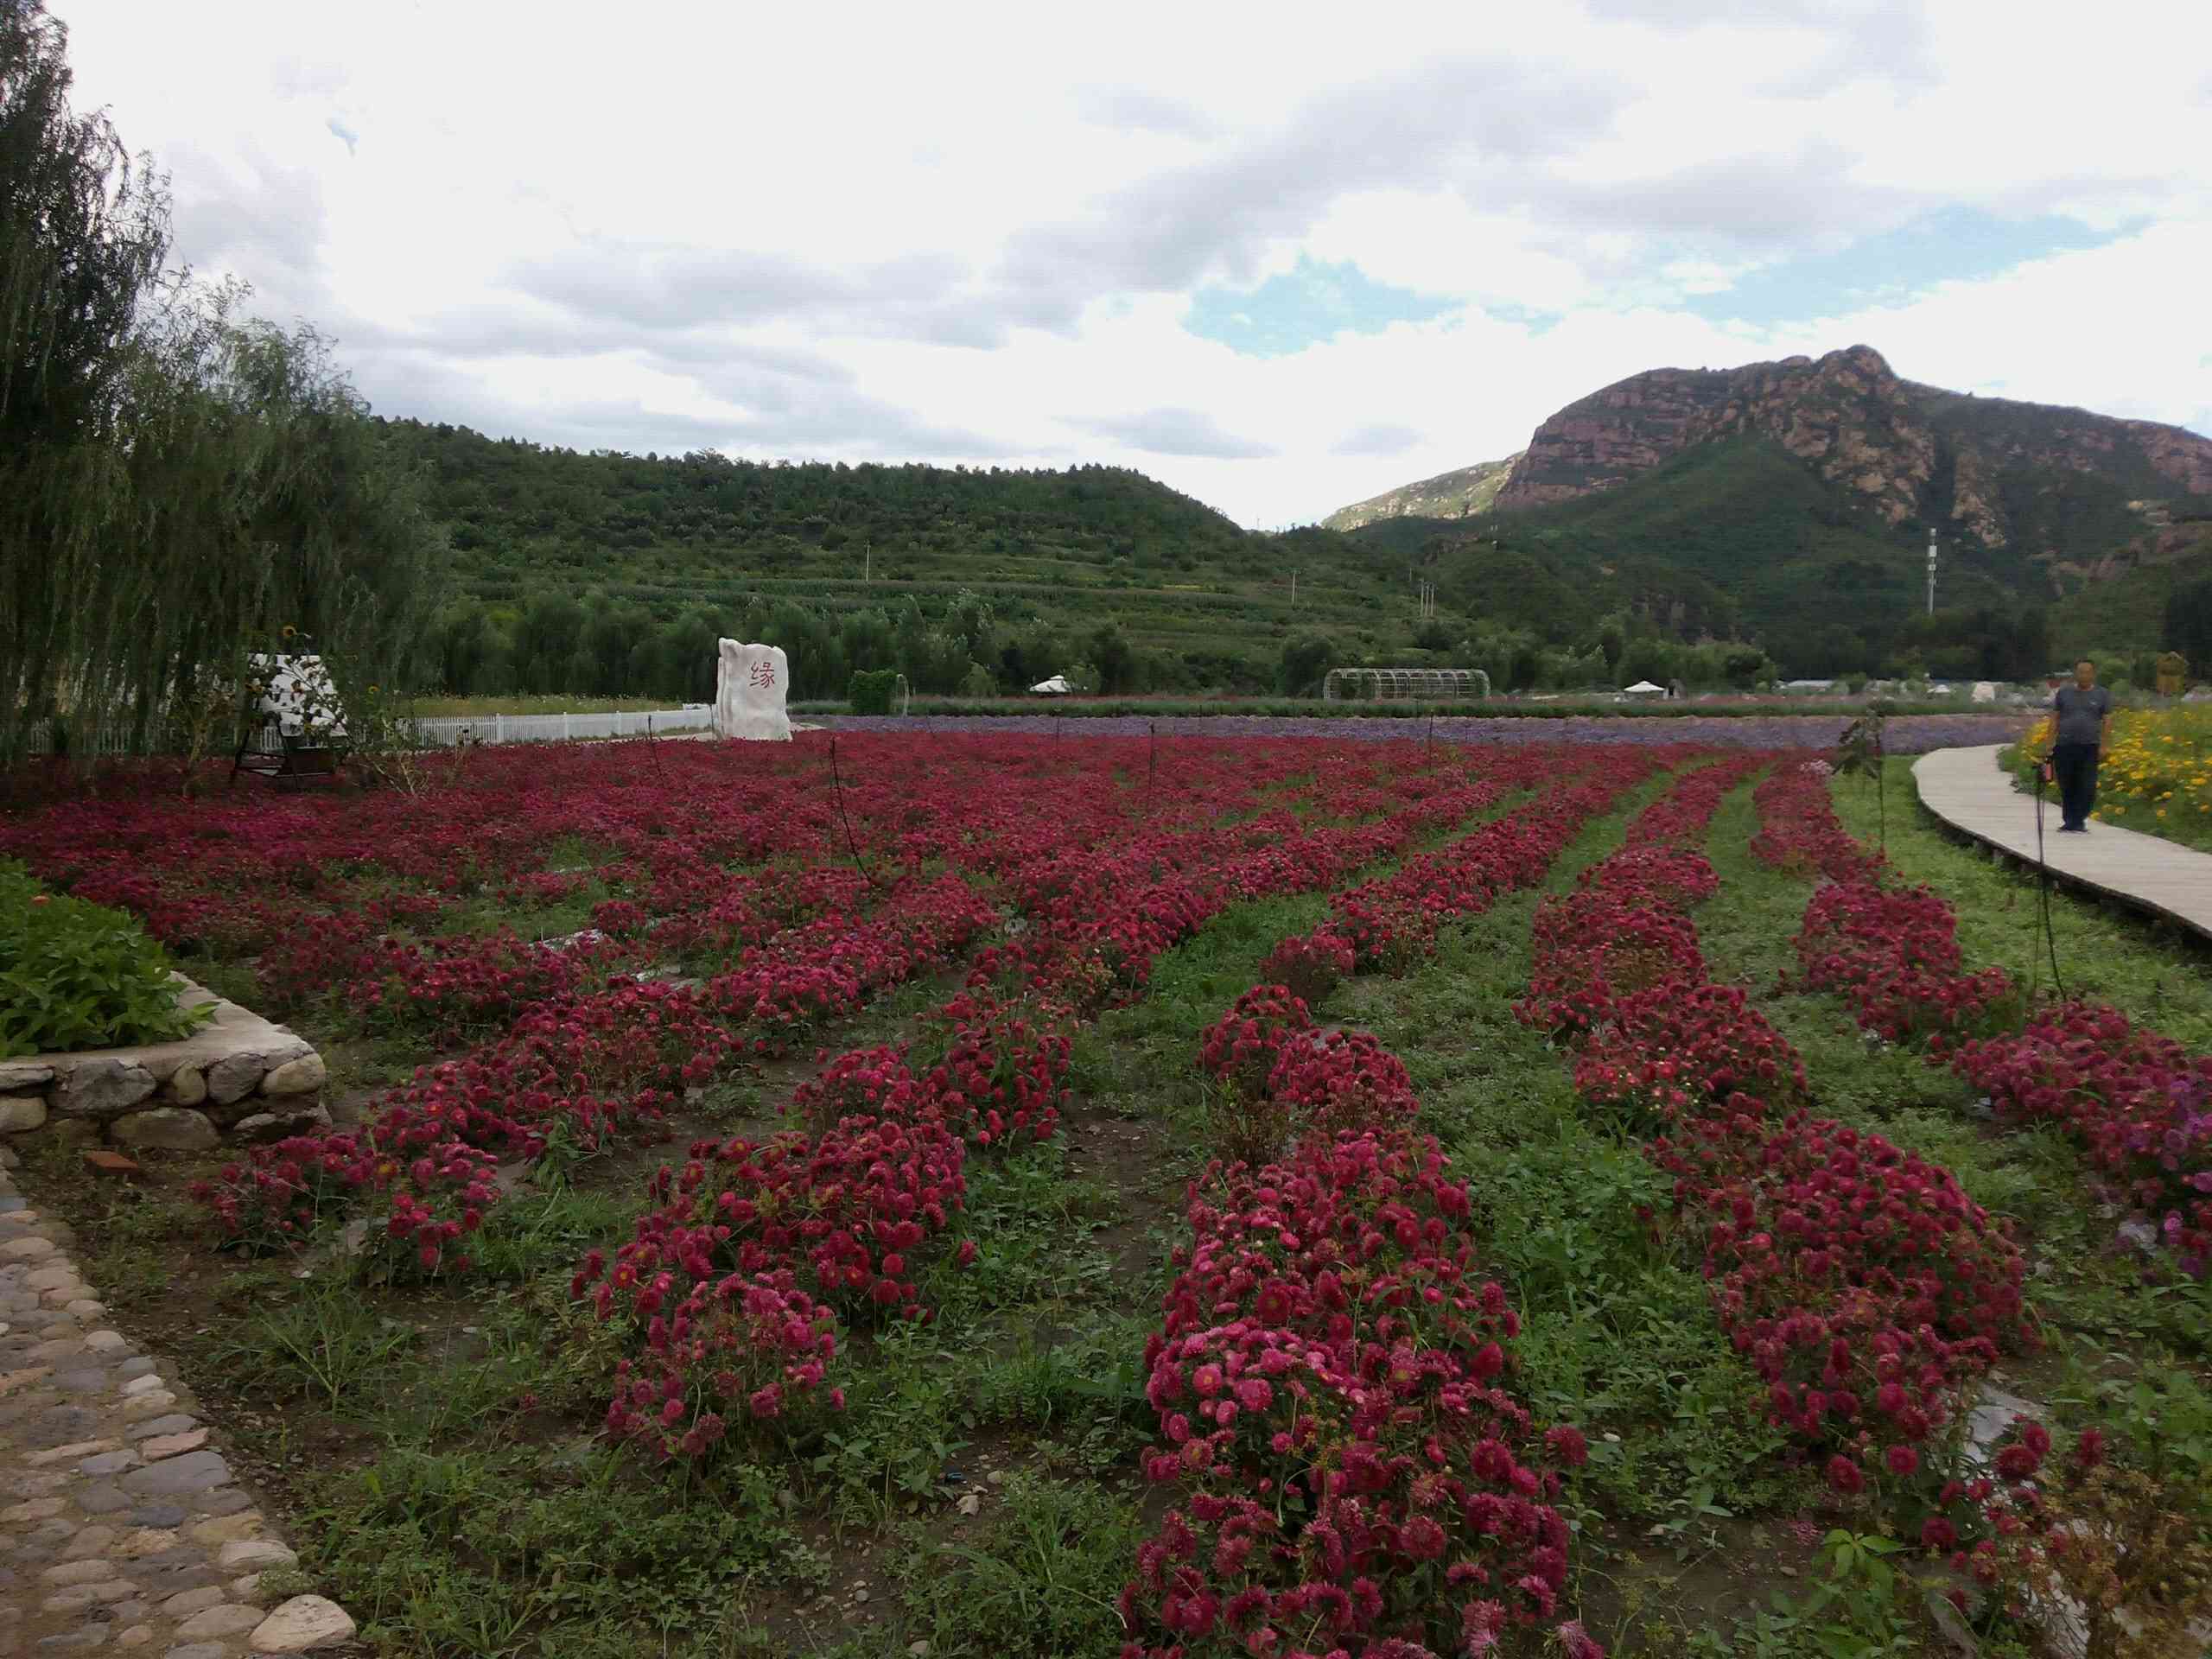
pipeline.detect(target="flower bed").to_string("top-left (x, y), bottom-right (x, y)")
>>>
top-left (1524, 756), bottom-right (2041, 1552)
top-left (1, 740), bottom-right (1389, 1250)
top-left (1110, 754), bottom-right (1675, 1659)
top-left (1255, 746), bottom-right (1677, 981)
top-left (2006, 703), bottom-right (2212, 849)
top-left (1753, 760), bottom-right (2212, 1277)
top-left (575, 744), bottom-right (1580, 1462)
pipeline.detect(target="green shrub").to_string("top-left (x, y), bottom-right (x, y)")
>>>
top-left (848, 668), bottom-right (901, 715)
top-left (0, 860), bottom-right (212, 1058)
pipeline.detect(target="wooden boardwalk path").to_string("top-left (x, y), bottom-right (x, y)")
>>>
top-left (1912, 745), bottom-right (2212, 945)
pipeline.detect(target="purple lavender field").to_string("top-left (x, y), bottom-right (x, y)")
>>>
top-left (818, 712), bottom-right (2030, 752)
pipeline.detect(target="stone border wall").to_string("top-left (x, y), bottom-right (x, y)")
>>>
top-left (0, 982), bottom-right (327, 1156)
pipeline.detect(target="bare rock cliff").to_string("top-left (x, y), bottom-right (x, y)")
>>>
top-left (1491, 345), bottom-right (2212, 551)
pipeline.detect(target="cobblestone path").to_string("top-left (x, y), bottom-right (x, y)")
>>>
top-left (0, 1158), bottom-right (357, 1658)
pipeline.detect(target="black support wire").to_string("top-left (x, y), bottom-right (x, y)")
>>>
top-left (828, 734), bottom-right (880, 889)
top-left (2029, 762), bottom-right (2067, 1006)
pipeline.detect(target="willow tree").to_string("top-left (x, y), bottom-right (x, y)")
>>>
top-left (1, 0), bottom-right (442, 765)
top-left (89, 287), bottom-right (443, 753)
top-left (1, 0), bottom-right (167, 756)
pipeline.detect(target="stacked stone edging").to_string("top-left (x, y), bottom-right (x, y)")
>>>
top-left (0, 983), bottom-right (327, 1157)
top-left (0, 1166), bottom-right (357, 1656)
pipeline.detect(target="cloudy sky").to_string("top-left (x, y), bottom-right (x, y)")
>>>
top-left (57, 0), bottom-right (2212, 527)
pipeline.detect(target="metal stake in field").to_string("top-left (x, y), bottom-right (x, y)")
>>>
top-left (2028, 756), bottom-right (2069, 1004)
top-left (828, 734), bottom-right (880, 888)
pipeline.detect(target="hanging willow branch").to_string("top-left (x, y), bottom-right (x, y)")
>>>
top-left (1, 0), bottom-right (443, 766)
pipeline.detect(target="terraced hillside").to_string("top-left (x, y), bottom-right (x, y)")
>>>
top-left (390, 419), bottom-right (1455, 694)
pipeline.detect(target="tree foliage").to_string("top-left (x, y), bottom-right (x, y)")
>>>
top-left (2164, 577), bottom-right (2212, 677)
top-left (0, 0), bottom-right (442, 762)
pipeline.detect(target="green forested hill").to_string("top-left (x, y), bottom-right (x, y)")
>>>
top-left (1326, 345), bottom-right (2212, 682)
top-left (385, 419), bottom-right (1469, 699)
top-left (1351, 437), bottom-right (2050, 678)
top-left (2044, 519), bottom-right (2212, 663)
top-left (385, 413), bottom-right (2182, 702)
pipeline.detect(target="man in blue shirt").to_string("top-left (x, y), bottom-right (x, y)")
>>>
top-left (2050, 659), bottom-right (2113, 832)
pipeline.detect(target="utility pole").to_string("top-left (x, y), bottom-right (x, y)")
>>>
top-left (865, 543), bottom-right (871, 583)
top-left (1926, 528), bottom-right (1937, 617)
top-left (1291, 569), bottom-right (1297, 606)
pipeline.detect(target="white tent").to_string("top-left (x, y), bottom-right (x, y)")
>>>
top-left (1620, 680), bottom-right (1668, 698)
top-left (1030, 675), bottom-right (1074, 695)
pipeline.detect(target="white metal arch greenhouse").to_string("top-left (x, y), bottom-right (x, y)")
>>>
top-left (1321, 667), bottom-right (1491, 702)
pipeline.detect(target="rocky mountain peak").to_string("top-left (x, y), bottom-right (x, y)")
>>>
top-left (1486, 346), bottom-right (2210, 552)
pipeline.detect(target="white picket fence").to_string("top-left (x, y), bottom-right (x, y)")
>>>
top-left (412, 707), bottom-right (715, 747)
top-left (16, 705), bottom-right (718, 758)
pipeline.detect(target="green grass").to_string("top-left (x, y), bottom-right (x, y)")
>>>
top-left (887, 1471), bottom-right (1142, 1659)
top-left (1330, 788), bottom-right (1808, 1543)
top-left (1700, 777), bottom-right (2212, 1347)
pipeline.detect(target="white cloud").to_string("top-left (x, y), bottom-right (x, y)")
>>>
top-left (49, 0), bottom-right (2212, 527)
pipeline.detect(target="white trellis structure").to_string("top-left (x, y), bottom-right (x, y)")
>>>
top-left (1322, 666), bottom-right (1491, 702)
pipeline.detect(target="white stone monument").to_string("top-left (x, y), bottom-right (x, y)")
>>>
top-left (715, 639), bottom-right (792, 741)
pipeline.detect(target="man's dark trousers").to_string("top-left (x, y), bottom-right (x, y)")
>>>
top-left (2052, 741), bottom-right (2100, 830)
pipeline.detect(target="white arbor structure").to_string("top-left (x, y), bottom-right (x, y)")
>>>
top-left (1322, 667), bottom-right (1490, 702)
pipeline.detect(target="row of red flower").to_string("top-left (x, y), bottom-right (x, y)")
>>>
top-left (235, 742), bottom-right (1355, 1046)
top-left (183, 741), bottom-right (1413, 1274)
top-left (1751, 763), bottom-right (2212, 1278)
top-left (1253, 745), bottom-right (1685, 1000)
top-left (195, 874), bottom-right (1006, 1274)
top-left (13, 733), bottom-right (1314, 967)
top-left (573, 747), bottom-right (1558, 1464)
top-left (1522, 758), bottom-right (2056, 1563)
top-left (1112, 754), bottom-right (1682, 1659)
